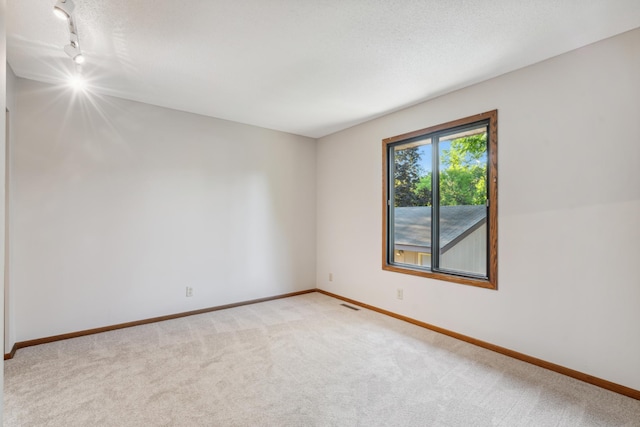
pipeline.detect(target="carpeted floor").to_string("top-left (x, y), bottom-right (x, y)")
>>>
top-left (4, 292), bottom-right (640, 426)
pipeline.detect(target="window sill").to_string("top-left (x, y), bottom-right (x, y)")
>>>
top-left (382, 263), bottom-right (497, 290)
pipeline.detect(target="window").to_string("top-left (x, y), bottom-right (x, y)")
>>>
top-left (382, 110), bottom-right (497, 289)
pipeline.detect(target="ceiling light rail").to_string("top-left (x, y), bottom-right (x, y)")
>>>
top-left (53, 0), bottom-right (85, 65)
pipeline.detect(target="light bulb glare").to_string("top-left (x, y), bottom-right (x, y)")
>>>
top-left (69, 75), bottom-right (86, 91)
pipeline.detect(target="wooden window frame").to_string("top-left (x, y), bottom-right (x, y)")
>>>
top-left (382, 110), bottom-right (498, 289)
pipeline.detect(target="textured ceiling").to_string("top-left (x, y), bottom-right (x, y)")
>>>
top-left (7, 1), bottom-right (640, 138)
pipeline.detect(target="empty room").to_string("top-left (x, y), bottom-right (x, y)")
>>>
top-left (1, 0), bottom-right (639, 425)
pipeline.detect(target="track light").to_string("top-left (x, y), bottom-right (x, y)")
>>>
top-left (54, 0), bottom-right (86, 67)
top-left (64, 31), bottom-right (84, 64)
top-left (53, 0), bottom-right (75, 20)
top-left (64, 44), bottom-right (84, 64)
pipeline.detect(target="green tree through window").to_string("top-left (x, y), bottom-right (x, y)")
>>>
top-left (393, 147), bottom-right (422, 207)
top-left (440, 133), bottom-right (487, 206)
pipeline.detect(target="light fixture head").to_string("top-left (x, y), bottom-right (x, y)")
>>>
top-left (64, 43), bottom-right (84, 64)
top-left (53, 0), bottom-right (75, 20)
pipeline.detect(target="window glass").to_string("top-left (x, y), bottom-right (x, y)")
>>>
top-left (438, 125), bottom-right (487, 277)
top-left (392, 139), bottom-right (431, 267)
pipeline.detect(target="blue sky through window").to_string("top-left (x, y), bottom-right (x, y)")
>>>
top-left (417, 143), bottom-right (432, 175)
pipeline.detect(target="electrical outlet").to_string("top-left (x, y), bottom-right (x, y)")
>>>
top-left (186, 286), bottom-right (193, 297)
top-left (397, 288), bottom-right (403, 300)
top-left (329, 273), bottom-right (333, 282)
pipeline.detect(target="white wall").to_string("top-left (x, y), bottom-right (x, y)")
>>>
top-left (11, 79), bottom-right (316, 342)
top-left (0, 0), bottom-right (5, 418)
top-left (4, 63), bottom-right (15, 354)
top-left (317, 28), bottom-right (640, 390)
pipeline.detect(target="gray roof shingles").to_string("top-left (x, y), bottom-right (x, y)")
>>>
top-left (394, 205), bottom-right (486, 251)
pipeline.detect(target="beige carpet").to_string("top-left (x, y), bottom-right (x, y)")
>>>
top-left (4, 292), bottom-right (640, 426)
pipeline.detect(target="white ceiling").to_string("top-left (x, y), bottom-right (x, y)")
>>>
top-left (7, 1), bottom-right (640, 138)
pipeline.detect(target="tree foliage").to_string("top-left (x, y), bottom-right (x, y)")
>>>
top-left (393, 147), bottom-right (422, 207)
top-left (393, 133), bottom-right (487, 207)
top-left (440, 134), bottom-right (487, 206)
top-left (414, 173), bottom-right (433, 207)
top-left (441, 134), bottom-right (486, 169)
